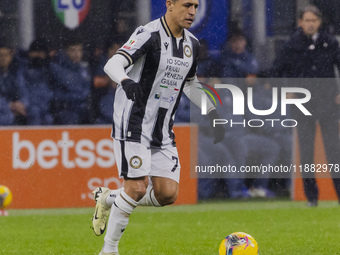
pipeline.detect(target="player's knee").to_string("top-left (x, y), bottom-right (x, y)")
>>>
top-left (156, 188), bottom-right (178, 206)
top-left (130, 183), bottom-right (147, 201)
top-left (133, 188), bottom-right (147, 201)
top-left (124, 178), bottom-right (148, 201)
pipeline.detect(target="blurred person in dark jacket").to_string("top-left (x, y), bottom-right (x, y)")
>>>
top-left (268, 5), bottom-right (340, 206)
top-left (49, 38), bottom-right (91, 125)
top-left (196, 39), bottom-right (218, 78)
top-left (91, 40), bottom-right (122, 124)
top-left (218, 31), bottom-right (258, 80)
top-left (193, 90), bottom-right (250, 200)
top-left (25, 39), bottom-right (54, 125)
top-left (0, 43), bottom-right (29, 125)
top-left (0, 93), bottom-right (14, 125)
top-left (243, 81), bottom-right (286, 198)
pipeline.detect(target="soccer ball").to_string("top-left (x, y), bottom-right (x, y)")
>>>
top-left (0, 185), bottom-right (13, 209)
top-left (219, 232), bottom-right (259, 255)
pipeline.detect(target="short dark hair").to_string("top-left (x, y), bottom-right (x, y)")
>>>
top-left (106, 37), bottom-right (125, 50)
top-left (0, 41), bottom-right (12, 50)
top-left (227, 30), bottom-right (246, 43)
top-left (299, 5), bottom-right (322, 20)
top-left (29, 39), bottom-right (48, 53)
top-left (63, 36), bottom-right (83, 49)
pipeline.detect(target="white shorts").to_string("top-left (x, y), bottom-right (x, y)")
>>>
top-left (113, 140), bottom-right (181, 183)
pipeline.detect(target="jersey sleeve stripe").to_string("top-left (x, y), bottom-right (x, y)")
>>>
top-left (117, 50), bottom-right (133, 66)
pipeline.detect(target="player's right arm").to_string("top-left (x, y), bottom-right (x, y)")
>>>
top-left (104, 54), bottom-right (130, 84)
top-left (104, 25), bottom-right (153, 83)
top-left (104, 55), bottom-right (144, 104)
top-left (104, 26), bottom-right (153, 104)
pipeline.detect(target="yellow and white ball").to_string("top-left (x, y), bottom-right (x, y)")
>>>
top-left (0, 185), bottom-right (13, 209)
top-left (219, 232), bottom-right (259, 255)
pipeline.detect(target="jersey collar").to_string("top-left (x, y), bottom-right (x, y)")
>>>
top-left (161, 16), bottom-right (187, 41)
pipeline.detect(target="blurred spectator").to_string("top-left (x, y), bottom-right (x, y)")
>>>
top-left (91, 40), bottom-right (123, 88)
top-left (218, 90), bottom-right (249, 199)
top-left (49, 38), bottom-right (91, 125)
top-left (0, 93), bottom-right (14, 125)
top-left (243, 81), bottom-right (281, 198)
top-left (95, 82), bottom-right (116, 124)
top-left (194, 90), bottom-right (249, 200)
top-left (114, 18), bottom-right (132, 42)
top-left (196, 39), bottom-right (218, 78)
top-left (47, 42), bottom-right (59, 63)
top-left (107, 41), bottom-right (123, 59)
top-left (91, 40), bottom-right (122, 124)
top-left (25, 39), bottom-right (54, 125)
top-left (262, 81), bottom-right (292, 196)
top-left (89, 43), bottom-right (109, 123)
top-left (0, 43), bottom-right (29, 125)
top-left (196, 32), bottom-right (260, 199)
top-left (218, 31), bottom-right (258, 79)
top-left (267, 5), bottom-right (340, 206)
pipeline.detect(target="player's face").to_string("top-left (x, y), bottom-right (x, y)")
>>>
top-left (299, 12), bottom-right (322, 36)
top-left (66, 44), bottom-right (83, 63)
top-left (170, 0), bottom-right (199, 29)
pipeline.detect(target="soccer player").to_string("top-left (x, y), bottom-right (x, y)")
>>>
top-left (92, 1), bottom-right (225, 254)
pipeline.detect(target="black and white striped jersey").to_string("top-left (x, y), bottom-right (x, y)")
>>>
top-left (111, 16), bottom-right (199, 149)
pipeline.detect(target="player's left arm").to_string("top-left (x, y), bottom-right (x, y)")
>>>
top-left (182, 38), bottom-right (214, 113)
top-left (183, 76), bottom-right (225, 144)
top-left (182, 37), bottom-right (224, 143)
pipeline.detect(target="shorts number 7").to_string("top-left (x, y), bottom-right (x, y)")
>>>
top-left (171, 156), bottom-right (178, 172)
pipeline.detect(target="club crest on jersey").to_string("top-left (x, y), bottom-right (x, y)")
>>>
top-left (130, 156), bottom-right (142, 169)
top-left (52, 0), bottom-right (91, 30)
top-left (184, 45), bottom-right (192, 58)
top-left (155, 94), bottom-right (161, 99)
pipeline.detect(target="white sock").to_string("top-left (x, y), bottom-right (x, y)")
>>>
top-left (138, 184), bottom-right (161, 207)
top-left (102, 191), bottom-right (137, 253)
top-left (106, 188), bottom-right (123, 206)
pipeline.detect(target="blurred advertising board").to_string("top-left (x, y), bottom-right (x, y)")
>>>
top-left (0, 125), bottom-right (197, 209)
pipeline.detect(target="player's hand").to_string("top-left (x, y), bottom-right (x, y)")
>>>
top-left (121, 79), bottom-right (144, 106)
top-left (208, 109), bottom-right (225, 144)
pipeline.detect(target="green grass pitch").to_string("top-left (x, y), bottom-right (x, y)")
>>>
top-left (0, 200), bottom-right (339, 254)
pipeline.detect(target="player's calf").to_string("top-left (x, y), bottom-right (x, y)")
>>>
top-left (152, 177), bottom-right (179, 206)
top-left (155, 189), bottom-right (178, 206)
